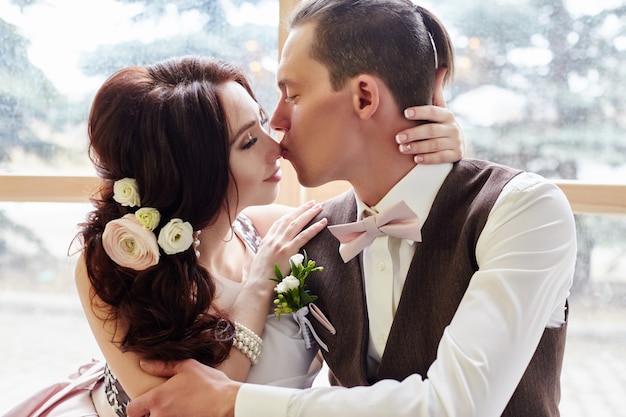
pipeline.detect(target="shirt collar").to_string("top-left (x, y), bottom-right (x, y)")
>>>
top-left (354, 163), bottom-right (453, 227)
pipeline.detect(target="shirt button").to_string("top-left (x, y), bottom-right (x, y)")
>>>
top-left (377, 260), bottom-right (385, 271)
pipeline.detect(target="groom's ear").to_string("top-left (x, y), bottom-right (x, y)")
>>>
top-left (349, 74), bottom-right (380, 120)
top-left (432, 66), bottom-right (448, 106)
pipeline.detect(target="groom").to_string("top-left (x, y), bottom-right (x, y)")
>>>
top-left (128, 1), bottom-right (576, 416)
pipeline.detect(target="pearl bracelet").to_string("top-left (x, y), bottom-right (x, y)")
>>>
top-left (233, 321), bottom-right (263, 365)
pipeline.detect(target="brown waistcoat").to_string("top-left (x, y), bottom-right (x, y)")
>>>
top-left (304, 159), bottom-right (567, 417)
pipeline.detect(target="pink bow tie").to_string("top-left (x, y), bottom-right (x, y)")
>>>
top-left (328, 201), bottom-right (422, 262)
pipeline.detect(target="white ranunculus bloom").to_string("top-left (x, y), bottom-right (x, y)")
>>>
top-left (113, 178), bottom-right (141, 207)
top-left (102, 214), bottom-right (160, 270)
top-left (135, 207), bottom-right (161, 231)
top-left (157, 218), bottom-right (194, 255)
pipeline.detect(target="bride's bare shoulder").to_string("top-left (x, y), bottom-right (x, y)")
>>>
top-left (241, 204), bottom-right (295, 237)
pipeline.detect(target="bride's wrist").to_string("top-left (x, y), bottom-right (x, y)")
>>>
top-left (242, 272), bottom-right (275, 297)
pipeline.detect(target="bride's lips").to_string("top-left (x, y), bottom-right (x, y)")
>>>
top-left (265, 167), bottom-right (282, 182)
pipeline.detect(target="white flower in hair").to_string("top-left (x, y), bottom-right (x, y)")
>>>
top-left (158, 218), bottom-right (194, 255)
top-left (135, 207), bottom-right (161, 231)
top-left (113, 178), bottom-right (141, 207)
top-left (102, 214), bottom-right (160, 270)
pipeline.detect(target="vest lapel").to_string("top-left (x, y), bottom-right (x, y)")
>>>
top-left (305, 191), bottom-right (370, 386)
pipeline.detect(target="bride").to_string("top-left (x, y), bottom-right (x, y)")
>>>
top-left (76, 56), bottom-right (327, 416)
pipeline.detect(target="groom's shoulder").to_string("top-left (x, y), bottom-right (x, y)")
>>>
top-left (321, 189), bottom-right (355, 221)
top-left (322, 189), bottom-right (354, 208)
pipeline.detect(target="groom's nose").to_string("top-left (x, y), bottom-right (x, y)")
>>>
top-left (269, 103), bottom-right (290, 134)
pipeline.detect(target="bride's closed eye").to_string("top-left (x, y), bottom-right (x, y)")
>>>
top-left (242, 133), bottom-right (258, 150)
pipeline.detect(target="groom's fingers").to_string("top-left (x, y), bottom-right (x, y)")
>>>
top-left (128, 359), bottom-right (241, 417)
top-left (126, 360), bottom-right (183, 417)
top-left (126, 390), bottom-right (156, 417)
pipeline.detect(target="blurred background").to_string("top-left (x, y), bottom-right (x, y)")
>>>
top-left (0, 0), bottom-right (624, 415)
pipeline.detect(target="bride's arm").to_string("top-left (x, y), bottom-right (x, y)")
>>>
top-left (75, 255), bottom-right (166, 399)
top-left (77, 251), bottom-right (257, 396)
top-left (217, 202), bottom-right (326, 381)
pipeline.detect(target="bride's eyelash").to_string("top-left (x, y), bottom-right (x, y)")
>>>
top-left (241, 113), bottom-right (269, 150)
top-left (243, 133), bottom-right (258, 150)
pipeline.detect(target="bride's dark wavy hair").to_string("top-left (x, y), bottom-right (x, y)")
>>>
top-left (78, 56), bottom-right (257, 366)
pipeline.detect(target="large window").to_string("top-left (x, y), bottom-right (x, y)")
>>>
top-left (1, 0), bottom-right (624, 414)
top-left (0, 0), bottom-right (279, 176)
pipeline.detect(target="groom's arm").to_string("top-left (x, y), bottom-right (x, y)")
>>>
top-left (126, 359), bottom-right (300, 417)
top-left (125, 359), bottom-right (246, 417)
top-left (124, 359), bottom-right (427, 417)
top-left (125, 359), bottom-right (428, 417)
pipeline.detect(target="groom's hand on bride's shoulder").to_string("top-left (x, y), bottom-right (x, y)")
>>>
top-left (126, 358), bottom-right (241, 417)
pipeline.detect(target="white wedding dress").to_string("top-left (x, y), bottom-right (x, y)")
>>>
top-left (247, 313), bottom-right (320, 388)
top-left (227, 214), bottom-right (321, 387)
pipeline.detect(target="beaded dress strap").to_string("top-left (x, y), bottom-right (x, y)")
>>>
top-left (232, 213), bottom-right (261, 254)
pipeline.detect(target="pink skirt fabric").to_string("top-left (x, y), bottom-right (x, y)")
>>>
top-left (4, 360), bottom-right (104, 417)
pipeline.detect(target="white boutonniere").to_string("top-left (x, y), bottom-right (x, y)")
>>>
top-left (271, 250), bottom-right (322, 319)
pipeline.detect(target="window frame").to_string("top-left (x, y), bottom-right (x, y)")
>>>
top-left (1, 175), bottom-right (624, 215)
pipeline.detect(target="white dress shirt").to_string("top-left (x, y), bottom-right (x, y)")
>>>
top-left (358, 163), bottom-right (451, 377)
top-left (235, 163), bottom-right (577, 417)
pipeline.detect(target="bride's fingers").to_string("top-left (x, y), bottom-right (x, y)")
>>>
top-left (396, 107), bottom-right (455, 145)
top-left (396, 120), bottom-right (458, 149)
top-left (253, 202), bottom-right (326, 272)
top-left (262, 219), bottom-right (326, 254)
top-left (286, 217), bottom-right (327, 250)
top-left (395, 103), bottom-right (464, 164)
top-left (398, 133), bottom-right (464, 164)
top-left (401, 104), bottom-right (453, 125)
top-left (409, 148), bottom-right (463, 165)
top-left (264, 201), bottom-right (315, 231)
top-left (265, 201), bottom-right (322, 238)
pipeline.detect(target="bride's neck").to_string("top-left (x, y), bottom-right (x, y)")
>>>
top-left (197, 210), bottom-right (246, 281)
